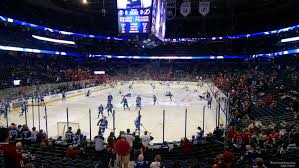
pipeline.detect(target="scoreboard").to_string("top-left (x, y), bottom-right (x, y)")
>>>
top-left (117, 0), bottom-right (166, 42)
top-left (118, 0), bottom-right (153, 34)
top-left (118, 8), bottom-right (151, 34)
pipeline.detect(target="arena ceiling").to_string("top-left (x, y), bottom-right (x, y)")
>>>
top-left (1, 0), bottom-right (299, 37)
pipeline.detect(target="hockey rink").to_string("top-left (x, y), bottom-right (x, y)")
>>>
top-left (2, 82), bottom-right (219, 143)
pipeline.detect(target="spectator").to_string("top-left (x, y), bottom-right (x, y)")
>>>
top-left (141, 131), bottom-right (152, 151)
top-left (133, 135), bottom-right (143, 159)
top-left (254, 157), bottom-right (266, 168)
top-left (134, 154), bottom-right (149, 168)
top-left (31, 127), bottom-right (39, 143)
top-left (222, 151), bottom-right (234, 168)
top-left (212, 154), bottom-right (224, 168)
top-left (107, 132), bottom-right (116, 152)
top-left (240, 145), bottom-right (257, 166)
top-left (80, 136), bottom-right (87, 148)
top-left (65, 145), bottom-right (81, 159)
top-left (55, 136), bottom-right (64, 145)
top-left (181, 138), bottom-right (192, 156)
top-left (115, 134), bottom-right (130, 168)
top-left (191, 135), bottom-right (197, 145)
top-left (0, 127), bottom-right (18, 168)
top-left (94, 135), bottom-right (105, 152)
top-left (21, 125), bottom-right (31, 145)
top-left (125, 129), bottom-right (135, 148)
top-left (16, 142), bottom-right (35, 168)
top-left (65, 127), bottom-right (74, 144)
top-left (37, 129), bottom-right (47, 144)
top-left (149, 154), bottom-right (161, 168)
top-left (73, 129), bottom-right (83, 145)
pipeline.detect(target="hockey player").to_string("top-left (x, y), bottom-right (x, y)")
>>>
top-left (40, 95), bottom-right (45, 105)
top-left (105, 102), bottom-right (113, 116)
top-left (107, 93), bottom-right (113, 103)
top-left (98, 104), bottom-right (104, 118)
top-left (61, 91), bottom-right (66, 102)
top-left (0, 105), bottom-right (5, 118)
top-left (153, 94), bottom-right (157, 105)
top-left (136, 95), bottom-right (141, 102)
top-left (136, 100), bottom-right (142, 110)
top-left (97, 116), bottom-right (108, 135)
top-left (86, 90), bottom-right (91, 97)
top-left (207, 96), bottom-right (212, 109)
top-left (65, 127), bottom-right (74, 144)
top-left (136, 96), bottom-right (142, 110)
top-left (165, 91), bottom-right (173, 101)
top-left (134, 114), bottom-right (142, 135)
top-left (20, 103), bottom-right (26, 117)
top-left (121, 97), bottom-right (130, 111)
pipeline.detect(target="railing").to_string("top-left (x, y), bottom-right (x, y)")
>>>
top-left (205, 80), bottom-right (229, 127)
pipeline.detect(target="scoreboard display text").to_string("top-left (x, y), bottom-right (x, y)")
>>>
top-left (118, 8), bottom-right (151, 34)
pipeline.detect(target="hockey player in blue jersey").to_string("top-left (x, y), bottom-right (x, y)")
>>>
top-left (0, 105), bottom-right (6, 118)
top-left (153, 94), bottom-right (157, 105)
top-left (134, 114), bottom-right (142, 135)
top-left (136, 96), bottom-right (142, 110)
top-left (107, 93), bottom-right (113, 103)
top-left (97, 116), bottom-right (108, 135)
top-left (98, 104), bottom-right (104, 118)
top-left (105, 102), bottom-right (113, 116)
top-left (121, 97), bottom-right (130, 111)
top-left (20, 103), bottom-right (27, 117)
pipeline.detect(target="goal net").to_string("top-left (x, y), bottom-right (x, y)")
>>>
top-left (57, 122), bottom-right (80, 138)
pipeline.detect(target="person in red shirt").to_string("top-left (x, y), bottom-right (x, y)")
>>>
top-left (181, 138), bottom-right (192, 156)
top-left (114, 135), bottom-right (130, 168)
top-left (0, 127), bottom-right (19, 168)
top-left (65, 145), bottom-right (81, 159)
top-left (242, 129), bottom-right (251, 145)
top-left (227, 126), bottom-right (237, 143)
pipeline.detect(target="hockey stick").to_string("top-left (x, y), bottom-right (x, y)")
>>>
top-left (141, 124), bottom-right (152, 135)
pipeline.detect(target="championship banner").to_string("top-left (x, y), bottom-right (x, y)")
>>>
top-left (199, 0), bottom-right (210, 16)
top-left (180, 0), bottom-right (191, 17)
top-left (167, 0), bottom-right (176, 20)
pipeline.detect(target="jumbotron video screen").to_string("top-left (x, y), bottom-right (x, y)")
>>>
top-left (117, 0), bottom-right (153, 34)
top-left (117, 0), bottom-right (166, 41)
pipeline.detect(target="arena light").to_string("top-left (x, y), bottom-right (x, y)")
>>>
top-left (82, 0), bottom-right (88, 4)
top-left (94, 71), bottom-right (105, 75)
top-left (280, 36), bottom-right (299, 43)
top-left (13, 80), bottom-right (21, 86)
top-left (165, 24), bottom-right (299, 42)
top-left (0, 15), bottom-right (127, 41)
top-left (32, 35), bottom-right (76, 45)
top-left (0, 45), bottom-right (299, 59)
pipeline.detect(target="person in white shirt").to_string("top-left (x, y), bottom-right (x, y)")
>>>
top-left (125, 129), bottom-right (135, 147)
top-left (30, 127), bottom-right (38, 143)
top-left (94, 135), bottom-right (105, 152)
top-left (149, 155), bottom-right (161, 168)
top-left (141, 131), bottom-right (152, 149)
